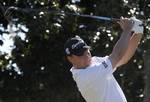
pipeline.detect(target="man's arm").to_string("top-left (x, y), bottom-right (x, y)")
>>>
top-left (109, 17), bottom-right (134, 68)
top-left (116, 33), bottom-right (142, 67)
top-left (115, 17), bottom-right (144, 67)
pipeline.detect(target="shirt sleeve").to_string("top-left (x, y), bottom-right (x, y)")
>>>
top-left (93, 56), bottom-right (116, 75)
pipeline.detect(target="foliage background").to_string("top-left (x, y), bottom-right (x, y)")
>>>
top-left (0, 0), bottom-right (150, 102)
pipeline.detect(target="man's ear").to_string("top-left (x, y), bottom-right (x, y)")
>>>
top-left (67, 56), bottom-right (73, 63)
top-left (67, 55), bottom-right (77, 64)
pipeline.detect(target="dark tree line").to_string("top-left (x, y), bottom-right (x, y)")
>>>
top-left (0, 0), bottom-right (150, 102)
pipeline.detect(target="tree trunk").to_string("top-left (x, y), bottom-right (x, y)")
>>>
top-left (143, 48), bottom-right (150, 102)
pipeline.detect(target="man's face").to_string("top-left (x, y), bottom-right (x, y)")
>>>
top-left (67, 49), bottom-right (92, 68)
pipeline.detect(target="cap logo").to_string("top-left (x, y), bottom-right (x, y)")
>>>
top-left (65, 48), bottom-right (70, 55)
top-left (72, 40), bottom-right (84, 49)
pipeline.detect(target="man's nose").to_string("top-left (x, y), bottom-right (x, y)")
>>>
top-left (86, 52), bottom-right (91, 57)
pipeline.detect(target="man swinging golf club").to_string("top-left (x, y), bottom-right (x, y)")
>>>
top-left (64, 17), bottom-right (143, 102)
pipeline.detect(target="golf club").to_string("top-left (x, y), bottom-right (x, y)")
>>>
top-left (3, 6), bottom-right (120, 22)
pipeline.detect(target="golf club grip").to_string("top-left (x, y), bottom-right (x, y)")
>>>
top-left (111, 18), bottom-right (120, 22)
top-left (95, 16), bottom-right (120, 22)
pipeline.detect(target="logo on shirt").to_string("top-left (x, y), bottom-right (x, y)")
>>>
top-left (102, 61), bottom-right (108, 68)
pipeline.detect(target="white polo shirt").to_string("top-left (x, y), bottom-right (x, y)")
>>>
top-left (70, 56), bottom-right (127, 102)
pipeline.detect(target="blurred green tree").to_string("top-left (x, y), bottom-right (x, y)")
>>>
top-left (0, 0), bottom-right (149, 102)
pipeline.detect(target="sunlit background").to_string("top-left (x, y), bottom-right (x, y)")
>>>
top-left (0, 0), bottom-right (150, 102)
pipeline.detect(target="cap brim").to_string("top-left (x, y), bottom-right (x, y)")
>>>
top-left (72, 45), bottom-right (91, 56)
top-left (83, 45), bottom-right (91, 49)
top-left (73, 46), bottom-right (91, 56)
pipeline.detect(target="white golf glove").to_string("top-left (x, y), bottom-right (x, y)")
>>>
top-left (130, 17), bottom-right (144, 34)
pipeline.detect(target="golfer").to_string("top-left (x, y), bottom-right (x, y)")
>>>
top-left (64, 17), bottom-right (143, 102)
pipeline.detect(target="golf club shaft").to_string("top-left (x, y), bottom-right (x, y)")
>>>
top-left (65, 12), bottom-right (120, 22)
